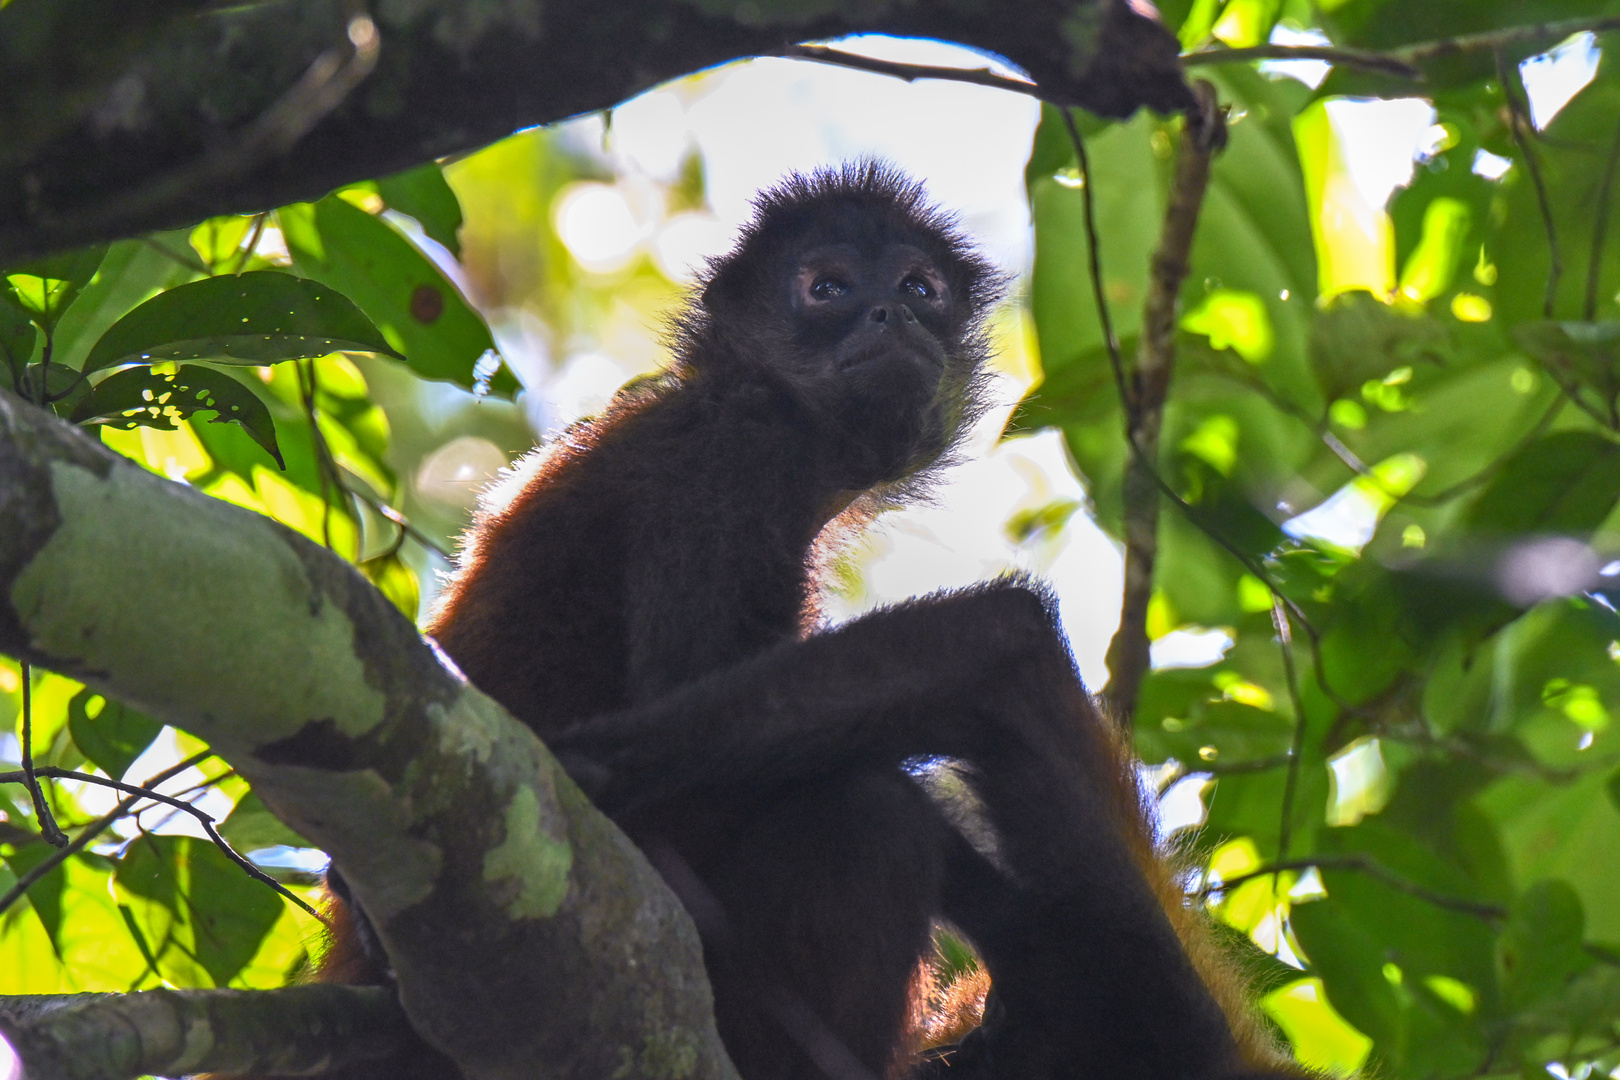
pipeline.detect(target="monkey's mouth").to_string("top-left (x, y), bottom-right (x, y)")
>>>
top-left (837, 342), bottom-right (946, 374)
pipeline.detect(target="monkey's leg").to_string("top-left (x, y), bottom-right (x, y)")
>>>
top-left (550, 580), bottom-right (1075, 811)
top-left (633, 769), bottom-right (947, 1080)
top-left (552, 581), bottom-right (1300, 1080)
top-left (935, 742), bottom-right (1251, 1080)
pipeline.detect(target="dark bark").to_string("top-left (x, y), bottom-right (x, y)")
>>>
top-left (0, 0), bottom-right (1192, 261)
top-left (0, 986), bottom-right (408, 1080)
top-left (0, 389), bottom-right (738, 1080)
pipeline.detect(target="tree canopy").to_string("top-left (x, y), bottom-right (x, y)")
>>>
top-left (4, 1), bottom-right (1620, 1078)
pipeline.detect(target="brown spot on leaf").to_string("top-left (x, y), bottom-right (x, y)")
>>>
top-left (410, 284), bottom-right (444, 324)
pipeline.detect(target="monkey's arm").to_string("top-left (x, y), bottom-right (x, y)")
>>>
top-left (549, 579), bottom-right (1079, 811)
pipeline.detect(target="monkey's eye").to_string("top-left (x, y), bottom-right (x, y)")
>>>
top-left (809, 276), bottom-right (849, 301)
top-left (899, 275), bottom-right (935, 299)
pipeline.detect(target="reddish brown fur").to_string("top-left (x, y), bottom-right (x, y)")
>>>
top-left (240, 165), bottom-right (1306, 1080)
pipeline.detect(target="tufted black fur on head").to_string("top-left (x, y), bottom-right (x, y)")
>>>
top-left (674, 161), bottom-right (1001, 500)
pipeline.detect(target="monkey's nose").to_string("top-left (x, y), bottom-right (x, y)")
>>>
top-left (869, 306), bottom-right (889, 324)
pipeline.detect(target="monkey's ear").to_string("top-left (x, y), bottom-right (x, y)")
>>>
top-left (699, 254), bottom-right (755, 313)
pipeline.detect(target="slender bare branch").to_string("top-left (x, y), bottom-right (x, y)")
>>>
top-left (0, 766), bottom-right (322, 920)
top-left (1098, 82), bottom-right (1227, 727)
top-left (0, 752), bottom-right (211, 916)
top-left (1200, 854), bottom-right (1508, 921)
top-left (779, 45), bottom-right (1037, 97)
top-left (1181, 43), bottom-right (1418, 78)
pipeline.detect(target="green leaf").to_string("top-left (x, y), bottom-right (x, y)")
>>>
top-left (1512, 320), bottom-right (1620, 422)
top-left (3, 842), bottom-right (67, 943)
top-left (186, 837), bottom-right (283, 986)
top-left (81, 270), bottom-right (402, 375)
top-left (71, 364), bottom-right (283, 468)
top-left (1479, 768), bottom-right (1620, 941)
top-left (1498, 879), bottom-right (1590, 1009)
top-left (220, 792), bottom-right (312, 853)
top-left (375, 163), bottom-right (464, 256)
top-left (115, 836), bottom-right (282, 987)
top-left (1464, 431), bottom-right (1620, 537)
top-left (3, 245), bottom-right (108, 331)
top-left (1492, 70), bottom-right (1620, 326)
top-left (189, 216), bottom-right (258, 271)
top-left (0, 291), bottom-right (37, 387)
top-left (282, 197), bottom-right (516, 396)
top-left (115, 834), bottom-right (182, 918)
top-left (1310, 291), bottom-right (1450, 403)
top-left (67, 688), bottom-right (161, 781)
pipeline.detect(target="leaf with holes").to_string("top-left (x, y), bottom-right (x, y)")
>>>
top-left (71, 365), bottom-right (283, 467)
top-left (81, 270), bottom-right (401, 375)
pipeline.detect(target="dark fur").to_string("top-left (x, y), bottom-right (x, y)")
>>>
top-left (300, 164), bottom-right (1307, 1080)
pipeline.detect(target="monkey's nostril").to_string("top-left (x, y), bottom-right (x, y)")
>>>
top-left (870, 307), bottom-right (888, 323)
top-left (899, 305), bottom-right (916, 323)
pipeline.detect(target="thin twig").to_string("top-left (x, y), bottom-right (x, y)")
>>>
top-left (297, 358), bottom-right (341, 550)
top-left (1201, 853), bottom-right (1508, 920)
top-left (1104, 84), bottom-right (1226, 727)
top-left (17, 662), bottom-right (67, 848)
top-left (1155, 753), bottom-right (1294, 789)
top-left (1396, 16), bottom-right (1620, 67)
top-left (1272, 602), bottom-right (1309, 864)
top-left (141, 237), bottom-right (210, 276)
top-left (779, 44), bottom-right (1037, 96)
top-left (232, 212), bottom-right (270, 277)
top-left (1181, 43), bottom-right (1418, 79)
top-left (0, 766), bottom-right (322, 920)
top-left (1585, 113), bottom-right (1620, 321)
top-left (353, 488), bottom-right (452, 561)
top-left (1499, 52), bottom-right (1562, 319)
top-left (0, 752), bottom-right (211, 916)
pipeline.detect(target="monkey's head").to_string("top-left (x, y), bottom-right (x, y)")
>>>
top-left (680, 163), bottom-right (999, 493)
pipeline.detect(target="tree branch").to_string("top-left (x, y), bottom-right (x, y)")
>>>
top-left (1180, 43), bottom-right (1419, 78)
top-left (1199, 854), bottom-right (1508, 921)
top-left (0, 389), bottom-right (739, 1080)
top-left (0, 0), bottom-right (1192, 261)
top-left (0, 985), bottom-right (407, 1080)
top-left (0, 765), bottom-right (322, 920)
top-left (1100, 81), bottom-right (1227, 727)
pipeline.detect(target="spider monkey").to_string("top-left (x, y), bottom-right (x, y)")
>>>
top-left (296, 164), bottom-right (1306, 1080)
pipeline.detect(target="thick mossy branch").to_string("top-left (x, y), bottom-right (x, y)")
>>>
top-left (0, 0), bottom-right (1191, 260)
top-left (0, 985), bottom-right (407, 1080)
top-left (0, 390), bottom-right (738, 1080)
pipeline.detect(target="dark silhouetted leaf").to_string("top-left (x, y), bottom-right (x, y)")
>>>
top-left (71, 364), bottom-right (283, 467)
top-left (3, 244), bottom-right (108, 330)
top-left (81, 270), bottom-right (401, 375)
top-left (376, 163), bottom-right (464, 256)
top-left (1465, 431), bottom-right (1620, 537)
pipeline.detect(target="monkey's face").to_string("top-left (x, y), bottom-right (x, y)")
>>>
top-left (688, 167), bottom-right (995, 490)
top-left (776, 239), bottom-right (969, 484)
top-left (791, 242), bottom-right (952, 386)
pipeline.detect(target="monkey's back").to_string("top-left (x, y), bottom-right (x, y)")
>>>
top-left (426, 378), bottom-right (823, 744)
